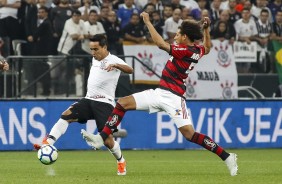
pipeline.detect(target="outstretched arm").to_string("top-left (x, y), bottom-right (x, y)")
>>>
top-left (106, 63), bottom-right (133, 74)
top-left (140, 12), bottom-right (170, 52)
top-left (202, 17), bottom-right (211, 55)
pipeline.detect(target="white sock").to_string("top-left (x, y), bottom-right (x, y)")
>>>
top-left (47, 118), bottom-right (69, 145)
top-left (109, 141), bottom-right (124, 162)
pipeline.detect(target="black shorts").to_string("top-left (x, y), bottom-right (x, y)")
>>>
top-left (69, 98), bottom-right (114, 132)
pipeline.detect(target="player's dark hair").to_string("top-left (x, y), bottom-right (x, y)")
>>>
top-left (89, 34), bottom-right (108, 47)
top-left (179, 20), bottom-right (203, 42)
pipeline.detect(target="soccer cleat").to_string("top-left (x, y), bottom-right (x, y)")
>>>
top-left (81, 129), bottom-right (104, 149)
top-left (33, 144), bottom-right (41, 150)
top-left (117, 160), bottom-right (126, 176)
top-left (42, 136), bottom-right (49, 145)
top-left (33, 135), bottom-right (49, 150)
top-left (225, 153), bottom-right (238, 176)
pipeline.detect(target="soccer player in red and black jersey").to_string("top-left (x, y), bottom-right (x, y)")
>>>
top-left (81, 12), bottom-right (238, 176)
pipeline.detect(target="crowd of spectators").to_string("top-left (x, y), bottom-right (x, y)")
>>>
top-left (0, 0), bottom-right (282, 95)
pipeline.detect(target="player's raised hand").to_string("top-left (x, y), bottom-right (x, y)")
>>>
top-left (202, 17), bottom-right (211, 29)
top-left (140, 12), bottom-right (150, 24)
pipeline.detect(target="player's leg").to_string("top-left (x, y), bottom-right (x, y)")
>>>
top-left (166, 97), bottom-right (238, 176)
top-left (179, 125), bottom-right (231, 160)
top-left (48, 99), bottom-right (92, 143)
top-left (104, 136), bottom-right (126, 175)
top-left (81, 96), bottom-right (133, 149)
top-left (33, 109), bottom-right (72, 149)
top-left (99, 95), bottom-right (136, 141)
top-left (92, 101), bottom-right (126, 175)
top-left (100, 89), bottom-right (159, 140)
top-left (34, 98), bottom-right (91, 149)
top-left (81, 89), bottom-right (157, 149)
top-left (45, 108), bottom-right (75, 145)
top-left (178, 125), bottom-right (238, 176)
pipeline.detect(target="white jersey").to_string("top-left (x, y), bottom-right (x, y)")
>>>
top-left (57, 18), bottom-right (85, 55)
top-left (162, 17), bottom-right (183, 40)
top-left (234, 18), bottom-right (258, 38)
top-left (251, 5), bottom-right (273, 23)
top-left (85, 53), bottom-right (128, 106)
top-left (0, 0), bottom-right (19, 19)
top-left (82, 21), bottom-right (105, 54)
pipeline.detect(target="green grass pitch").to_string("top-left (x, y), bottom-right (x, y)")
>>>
top-left (0, 149), bottom-right (282, 184)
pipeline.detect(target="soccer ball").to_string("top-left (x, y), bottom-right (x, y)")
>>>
top-left (37, 145), bottom-right (58, 165)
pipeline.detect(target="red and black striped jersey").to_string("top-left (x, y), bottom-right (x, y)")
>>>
top-left (159, 43), bottom-right (205, 98)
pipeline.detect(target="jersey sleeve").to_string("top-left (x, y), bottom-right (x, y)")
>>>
top-left (197, 45), bottom-right (205, 58)
top-left (98, 23), bottom-right (106, 34)
top-left (234, 20), bottom-right (240, 35)
top-left (83, 22), bottom-right (88, 34)
top-left (65, 20), bottom-right (75, 34)
top-left (251, 20), bottom-right (258, 36)
top-left (114, 56), bottom-right (129, 66)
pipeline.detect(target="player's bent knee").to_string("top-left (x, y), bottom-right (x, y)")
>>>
top-left (62, 108), bottom-right (72, 115)
top-left (117, 95), bottom-right (136, 110)
top-left (116, 98), bottom-right (126, 107)
top-left (61, 108), bottom-right (78, 122)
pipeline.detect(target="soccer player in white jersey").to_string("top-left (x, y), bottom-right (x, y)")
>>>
top-left (34, 34), bottom-right (133, 176)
